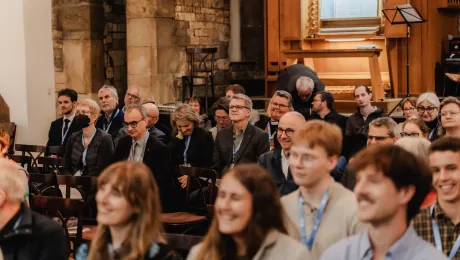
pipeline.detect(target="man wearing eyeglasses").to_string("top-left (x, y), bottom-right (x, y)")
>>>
top-left (213, 94), bottom-right (269, 175)
top-left (440, 96), bottom-right (460, 138)
top-left (122, 87), bottom-right (141, 112)
top-left (258, 111), bottom-right (306, 195)
top-left (113, 104), bottom-right (176, 212)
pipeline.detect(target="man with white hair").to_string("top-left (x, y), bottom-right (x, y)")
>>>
top-left (95, 85), bottom-right (124, 139)
top-left (0, 159), bottom-right (68, 259)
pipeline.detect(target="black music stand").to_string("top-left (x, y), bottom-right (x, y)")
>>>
top-left (383, 4), bottom-right (426, 116)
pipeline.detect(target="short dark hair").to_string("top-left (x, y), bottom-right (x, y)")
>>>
top-left (225, 84), bottom-right (245, 95)
top-left (354, 85), bottom-right (371, 95)
top-left (187, 96), bottom-right (204, 114)
top-left (350, 144), bottom-right (432, 223)
top-left (58, 88), bottom-right (78, 102)
top-left (316, 91), bottom-right (334, 110)
top-left (211, 97), bottom-right (230, 115)
top-left (400, 96), bottom-right (417, 110)
top-left (429, 136), bottom-right (460, 154)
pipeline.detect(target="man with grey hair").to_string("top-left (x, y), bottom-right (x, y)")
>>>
top-left (143, 102), bottom-right (167, 144)
top-left (122, 87), bottom-right (142, 112)
top-left (113, 104), bottom-right (176, 212)
top-left (213, 94), bottom-right (270, 174)
top-left (96, 84), bottom-right (124, 139)
top-left (0, 159), bottom-right (68, 259)
top-left (366, 117), bottom-right (398, 146)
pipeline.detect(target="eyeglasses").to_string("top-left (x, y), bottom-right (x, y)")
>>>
top-left (271, 102), bottom-right (290, 109)
top-left (440, 110), bottom-right (460, 117)
top-left (229, 105), bottom-right (249, 110)
top-left (215, 116), bottom-right (230, 121)
top-left (367, 135), bottom-right (391, 141)
top-left (126, 93), bottom-right (140, 100)
top-left (403, 107), bottom-right (417, 112)
top-left (400, 132), bottom-right (420, 137)
top-left (278, 127), bottom-right (295, 137)
top-left (312, 99), bottom-right (322, 103)
top-left (122, 118), bottom-right (145, 129)
top-left (417, 106), bottom-right (437, 114)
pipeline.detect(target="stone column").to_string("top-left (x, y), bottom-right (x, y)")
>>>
top-left (229, 0), bottom-right (241, 61)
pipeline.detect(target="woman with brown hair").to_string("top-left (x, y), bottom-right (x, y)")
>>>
top-left (187, 96), bottom-right (212, 130)
top-left (401, 116), bottom-right (431, 139)
top-left (186, 164), bottom-right (307, 260)
top-left (75, 161), bottom-right (180, 260)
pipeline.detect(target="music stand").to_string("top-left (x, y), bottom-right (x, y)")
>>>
top-left (383, 4), bottom-right (425, 116)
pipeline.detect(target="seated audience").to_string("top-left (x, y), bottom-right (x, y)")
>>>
top-left (209, 97), bottom-right (231, 140)
top-left (258, 111), bottom-right (306, 196)
top-left (440, 96), bottom-right (460, 138)
top-left (95, 85), bottom-right (124, 139)
top-left (282, 120), bottom-right (364, 259)
top-left (64, 99), bottom-right (114, 177)
top-left (188, 96), bottom-right (212, 130)
top-left (46, 88), bottom-right (82, 156)
top-left (0, 159), bottom-right (68, 259)
top-left (122, 86), bottom-right (141, 112)
top-left (417, 92), bottom-right (441, 141)
top-left (76, 161), bottom-right (180, 260)
top-left (143, 102), bottom-right (167, 144)
top-left (225, 84), bottom-right (260, 124)
top-left (345, 85), bottom-right (385, 158)
top-left (321, 145), bottom-right (445, 260)
top-left (169, 104), bottom-right (214, 189)
top-left (213, 94), bottom-right (269, 175)
top-left (401, 116), bottom-right (430, 139)
top-left (310, 91), bottom-right (347, 134)
top-left (113, 104), bottom-right (176, 212)
top-left (186, 164), bottom-right (309, 260)
top-left (413, 137), bottom-right (460, 259)
top-left (394, 96), bottom-right (418, 137)
top-left (256, 90), bottom-right (294, 151)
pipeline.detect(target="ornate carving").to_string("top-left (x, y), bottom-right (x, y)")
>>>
top-left (306, 0), bottom-right (319, 37)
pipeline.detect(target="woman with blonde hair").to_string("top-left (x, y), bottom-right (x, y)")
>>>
top-left (186, 164), bottom-right (308, 260)
top-left (76, 161), bottom-right (180, 260)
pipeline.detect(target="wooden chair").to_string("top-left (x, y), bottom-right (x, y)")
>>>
top-left (48, 145), bottom-right (66, 157)
top-left (15, 144), bottom-right (46, 168)
top-left (37, 156), bottom-right (66, 174)
top-left (9, 154), bottom-right (32, 169)
top-left (28, 173), bottom-right (61, 197)
top-left (55, 175), bottom-right (98, 199)
top-left (160, 166), bottom-right (217, 235)
top-left (31, 195), bottom-right (85, 255)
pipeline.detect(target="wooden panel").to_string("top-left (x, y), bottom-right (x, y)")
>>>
top-left (438, 0), bottom-right (460, 8)
top-left (267, 0), bottom-right (280, 72)
top-left (280, 0), bottom-right (301, 40)
top-left (383, 0), bottom-right (409, 38)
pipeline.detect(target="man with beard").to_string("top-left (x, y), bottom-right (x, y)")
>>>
top-left (413, 137), bottom-right (460, 259)
top-left (95, 85), bottom-right (124, 140)
top-left (310, 91), bottom-right (347, 134)
top-left (45, 88), bottom-right (82, 156)
top-left (321, 144), bottom-right (446, 260)
top-left (281, 120), bottom-right (363, 259)
top-left (258, 111), bottom-right (306, 196)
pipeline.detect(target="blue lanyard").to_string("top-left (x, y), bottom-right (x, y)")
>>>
top-left (61, 118), bottom-right (72, 145)
top-left (298, 189), bottom-right (329, 250)
top-left (183, 135), bottom-right (191, 164)
top-left (129, 131), bottom-right (149, 162)
top-left (431, 205), bottom-right (460, 259)
top-left (267, 122), bottom-right (277, 142)
top-left (103, 109), bottom-right (120, 133)
top-left (232, 136), bottom-right (244, 163)
top-left (81, 129), bottom-right (97, 167)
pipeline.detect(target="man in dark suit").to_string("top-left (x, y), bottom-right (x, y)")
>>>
top-left (95, 85), bottom-right (124, 140)
top-left (113, 104), bottom-right (177, 212)
top-left (143, 102), bottom-right (167, 144)
top-left (259, 112), bottom-right (306, 196)
top-left (213, 94), bottom-right (270, 175)
top-left (310, 91), bottom-right (347, 133)
top-left (45, 88), bottom-right (82, 156)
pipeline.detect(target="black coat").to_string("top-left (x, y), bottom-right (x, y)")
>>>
top-left (76, 242), bottom-right (180, 260)
top-left (95, 108), bottom-right (124, 140)
top-left (169, 127), bottom-right (214, 170)
top-left (113, 134), bottom-right (178, 212)
top-left (0, 204), bottom-right (68, 260)
top-left (310, 109), bottom-right (347, 135)
top-left (45, 117), bottom-right (82, 156)
top-left (258, 149), bottom-right (298, 196)
top-left (255, 116), bottom-right (280, 150)
top-left (213, 123), bottom-right (270, 175)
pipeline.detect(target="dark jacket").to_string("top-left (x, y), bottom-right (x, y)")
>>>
top-left (310, 109), bottom-right (347, 135)
top-left (45, 116), bottom-right (82, 156)
top-left (76, 242), bottom-right (180, 260)
top-left (113, 134), bottom-right (177, 212)
top-left (340, 165), bottom-right (356, 191)
top-left (255, 116), bottom-right (280, 150)
top-left (169, 127), bottom-right (214, 170)
top-left (344, 107), bottom-right (386, 158)
top-left (95, 108), bottom-right (124, 140)
top-left (114, 126), bottom-right (167, 148)
top-left (213, 123), bottom-right (270, 175)
top-left (64, 129), bottom-right (114, 176)
top-left (258, 149), bottom-right (297, 196)
top-left (0, 204), bottom-right (68, 260)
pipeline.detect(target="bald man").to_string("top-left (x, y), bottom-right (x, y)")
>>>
top-left (258, 111), bottom-right (307, 195)
top-left (143, 102), bottom-right (167, 144)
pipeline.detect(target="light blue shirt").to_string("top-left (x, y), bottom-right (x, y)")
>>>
top-left (320, 226), bottom-right (448, 260)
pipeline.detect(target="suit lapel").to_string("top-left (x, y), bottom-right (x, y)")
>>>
top-left (142, 135), bottom-right (153, 163)
top-left (272, 148), bottom-right (285, 180)
top-left (234, 124), bottom-right (254, 163)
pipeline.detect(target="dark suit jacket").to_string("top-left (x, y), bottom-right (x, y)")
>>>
top-left (113, 134), bottom-right (177, 212)
top-left (255, 116), bottom-right (280, 150)
top-left (258, 149), bottom-right (298, 196)
top-left (310, 109), bottom-right (347, 135)
top-left (149, 126), bottom-right (167, 145)
top-left (95, 108), bottom-right (124, 140)
top-left (213, 123), bottom-right (270, 175)
top-left (46, 117), bottom-right (81, 156)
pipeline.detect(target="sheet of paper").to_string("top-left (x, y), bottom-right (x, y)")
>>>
top-left (396, 4), bottom-right (423, 23)
top-left (334, 0), bottom-right (378, 18)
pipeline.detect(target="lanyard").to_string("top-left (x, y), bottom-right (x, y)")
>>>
top-left (298, 189), bottom-right (329, 250)
top-left (232, 136), bottom-right (244, 163)
top-left (61, 118), bottom-right (72, 145)
top-left (81, 128), bottom-right (97, 167)
top-left (183, 135), bottom-right (191, 164)
top-left (431, 205), bottom-right (460, 259)
top-left (129, 131), bottom-right (149, 162)
top-left (267, 121), bottom-right (277, 141)
top-left (103, 109), bottom-right (120, 133)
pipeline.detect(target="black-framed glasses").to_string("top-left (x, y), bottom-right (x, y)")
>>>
top-left (230, 105), bottom-right (249, 110)
top-left (400, 132), bottom-right (420, 137)
top-left (126, 93), bottom-right (140, 100)
top-left (270, 101), bottom-right (290, 109)
top-left (367, 135), bottom-right (391, 141)
top-left (417, 106), bottom-right (437, 114)
top-left (122, 118), bottom-right (145, 129)
top-left (440, 110), bottom-right (460, 117)
top-left (278, 127), bottom-right (295, 137)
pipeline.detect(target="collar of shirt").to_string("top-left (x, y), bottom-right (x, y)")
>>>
top-left (233, 122), bottom-right (248, 138)
top-left (281, 149), bottom-right (289, 178)
top-left (132, 131), bottom-right (149, 148)
top-left (63, 112), bottom-right (76, 122)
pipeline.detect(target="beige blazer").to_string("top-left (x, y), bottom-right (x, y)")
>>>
top-left (186, 230), bottom-right (309, 260)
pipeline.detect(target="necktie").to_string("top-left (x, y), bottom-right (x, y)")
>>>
top-left (63, 119), bottom-right (70, 136)
top-left (130, 141), bottom-right (138, 161)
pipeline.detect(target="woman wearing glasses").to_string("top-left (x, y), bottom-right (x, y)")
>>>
top-left (400, 117), bottom-right (430, 139)
top-left (416, 92), bottom-right (441, 141)
top-left (394, 97), bottom-right (418, 137)
top-left (255, 90), bottom-right (294, 151)
top-left (64, 99), bottom-right (114, 177)
top-left (439, 96), bottom-right (460, 138)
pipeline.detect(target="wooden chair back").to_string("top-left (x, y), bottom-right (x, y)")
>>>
top-left (9, 155), bottom-right (32, 169)
top-left (179, 166), bottom-right (217, 206)
top-left (37, 156), bottom-right (65, 174)
top-left (55, 175), bottom-right (98, 199)
top-left (28, 173), bottom-right (61, 197)
top-left (48, 145), bottom-right (66, 157)
top-left (15, 144), bottom-right (46, 167)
